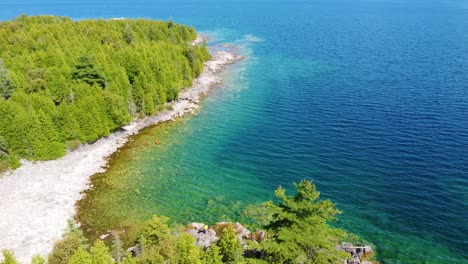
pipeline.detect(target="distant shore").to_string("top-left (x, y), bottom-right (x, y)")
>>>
top-left (0, 38), bottom-right (243, 263)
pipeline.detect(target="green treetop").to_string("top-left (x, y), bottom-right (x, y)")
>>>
top-left (261, 180), bottom-right (349, 263)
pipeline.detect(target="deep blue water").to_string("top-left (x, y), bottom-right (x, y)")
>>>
top-left (2, 0), bottom-right (468, 263)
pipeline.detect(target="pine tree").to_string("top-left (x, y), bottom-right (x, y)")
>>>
top-left (71, 55), bottom-right (106, 88)
top-left (90, 240), bottom-right (113, 264)
top-left (0, 59), bottom-right (14, 99)
top-left (177, 234), bottom-right (202, 264)
top-left (217, 224), bottom-right (243, 263)
top-left (202, 244), bottom-right (223, 264)
top-left (0, 250), bottom-right (19, 264)
top-left (261, 180), bottom-right (349, 263)
top-left (68, 248), bottom-right (92, 264)
top-left (111, 232), bottom-right (125, 264)
top-left (138, 215), bottom-right (172, 248)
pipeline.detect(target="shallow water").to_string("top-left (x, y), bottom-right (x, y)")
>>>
top-left (2, 0), bottom-right (468, 263)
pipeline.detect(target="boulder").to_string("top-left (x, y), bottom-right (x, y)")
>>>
top-left (186, 223), bottom-right (218, 248)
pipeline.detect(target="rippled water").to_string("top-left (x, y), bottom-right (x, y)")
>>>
top-left (2, 0), bottom-right (468, 263)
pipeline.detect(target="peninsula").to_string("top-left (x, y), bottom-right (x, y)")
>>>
top-left (0, 15), bottom-right (241, 262)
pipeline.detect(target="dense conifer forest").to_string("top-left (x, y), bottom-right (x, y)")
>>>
top-left (0, 15), bottom-right (211, 169)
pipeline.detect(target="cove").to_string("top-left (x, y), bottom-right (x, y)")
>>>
top-left (75, 59), bottom-right (270, 242)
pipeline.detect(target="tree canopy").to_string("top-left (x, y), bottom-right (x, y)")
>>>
top-left (0, 15), bottom-right (210, 167)
top-left (260, 180), bottom-right (350, 263)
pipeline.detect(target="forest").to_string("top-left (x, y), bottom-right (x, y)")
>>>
top-left (0, 15), bottom-right (211, 169)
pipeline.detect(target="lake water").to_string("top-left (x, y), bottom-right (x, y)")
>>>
top-left (1, 0), bottom-right (467, 263)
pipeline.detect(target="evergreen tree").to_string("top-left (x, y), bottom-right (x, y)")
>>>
top-left (0, 250), bottom-right (19, 264)
top-left (111, 232), bottom-right (125, 264)
top-left (176, 234), bottom-right (202, 264)
top-left (0, 102), bottom-right (34, 157)
top-left (121, 253), bottom-right (136, 264)
top-left (102, 91), bottom-right (131, 129)
top-left (0, 135), bottom-right (8, 154)
top-left (29, 110), bottom-right (65, 160)
top-left (0, 59), bottom-right (14, 99)
top-left (136, 238), bottom-right (179, 263)
top-left (48, 235), bottom-right (82, 264)
top-left (261, 180), bottom-right (349, 263)
top-left (68, 248), bottom-right (92, 264)
top-left (31, 255), bottom-right (45, 264)
top-left (123, 25), bottom-right (135, 45)
top-left (63, 219), bottom-right (89, 249)
top-left (217, 224), bottom-right (243, 263)
top-left (71, 55), bottom-right (106, 88)
top-left (57, 103), bottom-right (82, 141)
top-left (202, 244), bottom-right (223, 264)
top-left (138, 215), bottom-right (172, 248)
top-left (90, 240), bottom-right (113, 264)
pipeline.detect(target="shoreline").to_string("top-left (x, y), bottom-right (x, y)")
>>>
top-left (0, 41), bottom-right (243, 263)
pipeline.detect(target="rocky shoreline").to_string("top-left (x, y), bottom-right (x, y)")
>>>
top-left (0, 40), bottom-right (243, 263)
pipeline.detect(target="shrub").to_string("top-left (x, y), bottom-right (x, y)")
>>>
top-left (48, 235), bottom-right (82, 264)
top-left (65, 140), bottom-right (82, 151)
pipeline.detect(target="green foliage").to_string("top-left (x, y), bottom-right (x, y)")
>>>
top-left (239, 203), bottom-right (274, 230)
top-left (217, 224), bottom-right (243, 263)
top-left (0, 135), bottom-right (7, 154)
top-left (134, 215), bottom-right (208, 263)
top-left (0, 250), bottom-right (19, 264)
top-left (122, 253), bottom-right (137, 264)
top-left (136, 237), bottom-right (179, 263)
top-left (29, 110), bottom-right (66, 160)
top-left (71, 55), bottom-right (106, 88)
top-left (64, 219), bottom-right (89, 249)
top-left (243, 259), bottom-right (270, 264)
top-left (90, 240), bottom-right (113, 264)
top-left (48, 220), bottom-right (90, 264)
top-left (48, 235), bottom-right (82, 264)
top-left (202, 244), bottom-right (223, 264)
top-left (177, 234), bottom-right (202, 264)
top-left (138, 215), bottom-right (172, 248)
top-left (6, 155), bottom-right (21, 169)
top-left (260, 180), bottom-right (349, 263)
top-left (66, 240), bottom-right (113, 264)
top-left (31, 255), bottom-right (46, 264)
top-left (111, 232), bottom-right (125, 264)
top-left (0, 15), bottom-right (210, 168)
top-left (0, 59), bottom-right (14, 99)
top-left (65, 140), bottom-right (82, 151)
top-left (68, 248), bottom-right (92, 264)
top-left (123, 25), bottom-right (135, 45)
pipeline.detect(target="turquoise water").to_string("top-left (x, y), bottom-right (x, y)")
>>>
top-left (2, 0), bottom-right (468, 263)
